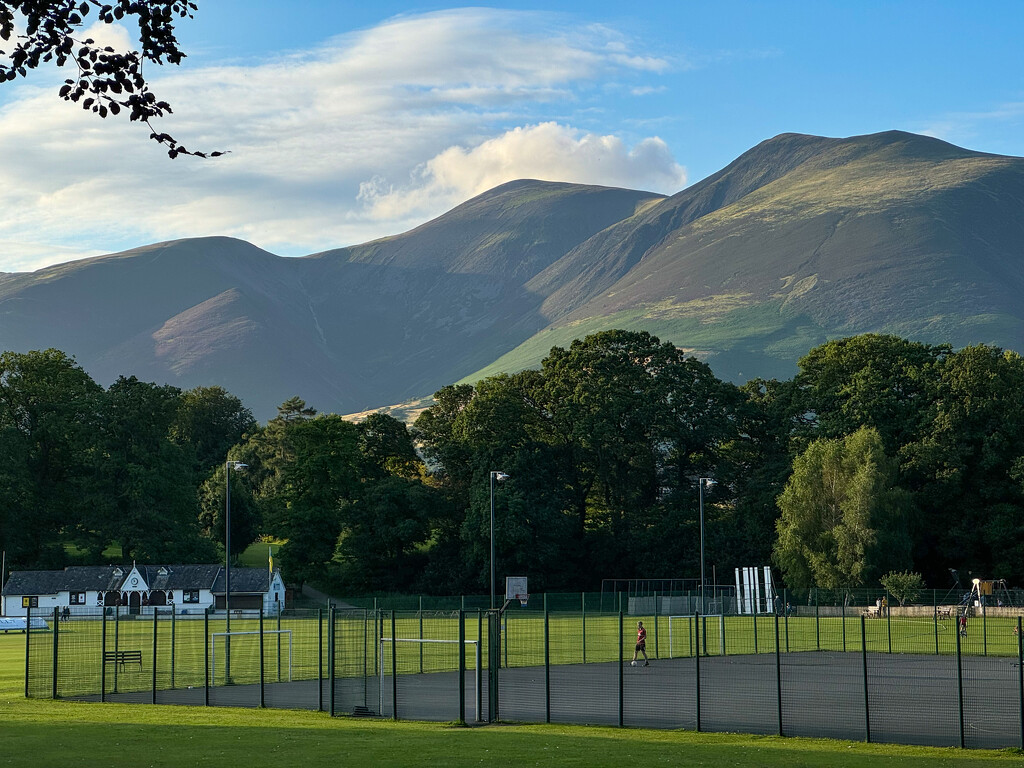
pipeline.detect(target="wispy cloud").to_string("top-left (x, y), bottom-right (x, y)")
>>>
top-left (0, 8), bottom-right (683, 270)
top-left (915, 102), bottom-right (1024, 147)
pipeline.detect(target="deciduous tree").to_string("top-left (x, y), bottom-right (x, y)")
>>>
top-left (0, 0), bottom-right (221, 156)
top-left (774, 426), bottom-right (913, 589)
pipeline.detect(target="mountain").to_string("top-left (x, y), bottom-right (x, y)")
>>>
top-left (472, 130), bottom-right (1024, 383)
top-left (0, 182), bottom-right (661, 418)
top-left (1, 131), bottom-right (1022, 419)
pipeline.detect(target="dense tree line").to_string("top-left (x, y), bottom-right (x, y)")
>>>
top-left (2, 332), bottom-right (1023, 595)
top-left (0, 349), bottom-right (255, 567)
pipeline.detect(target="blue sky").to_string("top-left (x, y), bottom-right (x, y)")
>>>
top-left (1, 1), bottom-right (1022, 272)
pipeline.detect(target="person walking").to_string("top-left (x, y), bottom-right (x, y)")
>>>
top-left (632, 621), bottom-right (650, 666)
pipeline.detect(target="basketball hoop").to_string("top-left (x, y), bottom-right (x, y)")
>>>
top-left (517, 594), bottom-right (529, 608)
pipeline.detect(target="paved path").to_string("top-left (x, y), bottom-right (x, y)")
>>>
top-left (76, 651), bottom-right (1024, 750)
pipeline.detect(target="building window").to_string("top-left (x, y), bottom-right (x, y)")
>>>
top-left (183, 590), bottom-right (200, 603)
top-left (22, 596), bottom-right (38, 608)
top-left (69, 592), bottom-right (86, 605)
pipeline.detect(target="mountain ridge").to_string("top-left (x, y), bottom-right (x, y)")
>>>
top-left (1, 131), bottom-right (1021, 418)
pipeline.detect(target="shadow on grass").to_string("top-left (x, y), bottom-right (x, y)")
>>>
top-left (0, 701), bottom-right (1017, 768)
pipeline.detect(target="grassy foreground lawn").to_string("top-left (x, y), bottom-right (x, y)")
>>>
top-left (2, 634), bottom-right (1022, 767)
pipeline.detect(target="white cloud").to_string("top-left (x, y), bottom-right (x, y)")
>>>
top-left (357, 122), bottom-right (685, 221)
top-left (0, 8), bottom-right (683, 268)
top-left (915, 102), bottom-right (1024, 148)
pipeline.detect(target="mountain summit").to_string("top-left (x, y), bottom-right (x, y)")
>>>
top-left (1, 132), bottom-right (1021, 418)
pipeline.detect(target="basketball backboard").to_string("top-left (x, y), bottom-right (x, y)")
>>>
top-left (504, 576), bottom-right (528, 601)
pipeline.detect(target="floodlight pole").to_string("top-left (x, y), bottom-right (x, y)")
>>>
top-left (699, 477), bottom-right (715, 615)
top-left (490, 471), bottom-right (510, 610)
top-left (225, 460), bottom-right (248, 679)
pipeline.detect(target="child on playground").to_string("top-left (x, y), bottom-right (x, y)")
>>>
top-left (632, 621), bottom-right (649, 666)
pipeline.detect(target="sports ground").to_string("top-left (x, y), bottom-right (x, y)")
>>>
top-left (5, 628), bottom-right (1024, 767)
top-left (21, 605), bottom-right (1024, 752)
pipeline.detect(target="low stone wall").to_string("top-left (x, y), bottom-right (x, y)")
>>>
top-left (789, 604), bottom-right (1024, 619)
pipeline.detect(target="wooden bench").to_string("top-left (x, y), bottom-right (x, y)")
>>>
top-left (104, 650), bottom-right (143, 671)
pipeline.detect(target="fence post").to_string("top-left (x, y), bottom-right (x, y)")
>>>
top-left (982, 599), bottom-right (987, 657)
top-left (171, 610), bottom-right (178, 689)
top-left (934, 591), bottom-right (939, 656)
top-left (362, 608), bottom-right (368, 708)
top-left (151, 607), bottom-right (158, 704)
top-left (24, 604), bottom-right (31, 699)
top-left (618, 610), bottom-right (624, 728)
top-left (544, 595), bottom-right (550, 723)
top-left (390, 611), bottom-right (398, 721)
top-left (815, 590), bottom-right (820, 651)
top-left (1018, 616), bottom-right (1023, 750)
top-left (51, 607), bottom-right (59, 700)
top-left (204, 609), bottom-right (209, 706)
top-left (458, 609), bottom-right (466, 724)
top-left (328, 608), bottom-right (336, 717)
top-left (488, 610), bottom-right (500, 722)
top-left (581, 592), bottom-right (587, 664)
top-left (784, 611), bottom-right (789, 654)
top-left (861, 615), bottom-right (870, 743)
top-left (694, 610), bottom-right (701, 732)
top-left (955, 614), bottom-right (965, 749)
top-left (276, 608), bottom-right (282, 683)
top-left (372, 598), bottom-right (378, 678)
top-left (419, 596), bottom-right (424, 674)
top-left (885, 590), bottom-right (892, 654)
top-left (774, 611), bottom-right (782, 736)
top-left (100, 608), bottom-right (107, 703)
top-left (753, 609), bottom-right (758, 655)
top-left (256, 609), bottom-right (264, 708)
top-left (842, 602), bottom-right (847, 652)
top-left (317, 609), bottom-right (323, 712)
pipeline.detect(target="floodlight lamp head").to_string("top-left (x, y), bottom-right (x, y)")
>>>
top-left (494, 471), bottom-right (510, 482)
top-left (229, 461), bottom-right (248, 471)
top-left (701, 477), bottom-right (716, 489)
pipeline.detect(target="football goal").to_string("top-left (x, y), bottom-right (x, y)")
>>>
top-left (378, 636), bottom-right (482, 722)
top-left (667, 614), bottom-right (725, 657)
top-left (211, 630), bottom-right (293, 684)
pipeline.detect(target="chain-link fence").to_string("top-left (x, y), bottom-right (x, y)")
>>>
top-left (23, 593), bottom-right (1024, 749)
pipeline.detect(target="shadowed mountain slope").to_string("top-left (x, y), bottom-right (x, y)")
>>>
top-left (0, 183), bottom-right (661, 418)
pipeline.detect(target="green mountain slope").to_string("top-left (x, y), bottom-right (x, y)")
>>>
top-left (466, 131), bottom-right (1024, 385)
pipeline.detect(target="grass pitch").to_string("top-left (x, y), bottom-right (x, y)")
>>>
top-left (4, 624), bottom-right (1024, 766)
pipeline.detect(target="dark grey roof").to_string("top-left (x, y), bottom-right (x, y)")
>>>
top-left (137, 564), bottom-right (224, 590)
top-left (3, 565), bottom-right (277, 596)
top-left (3, 566), bottom-right (125, 596)
top-left (211, 568), bottom-right (274, 595)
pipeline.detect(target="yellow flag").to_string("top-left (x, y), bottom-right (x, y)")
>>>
top-left (269, 546), bottom-right (274, 575)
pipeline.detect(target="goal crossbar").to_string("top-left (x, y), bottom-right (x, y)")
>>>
top-left (211, 629), bottom-right (293, 683)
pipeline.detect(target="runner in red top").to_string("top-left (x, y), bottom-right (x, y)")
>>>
top-left (632, 621), bottom-right (650, 666)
